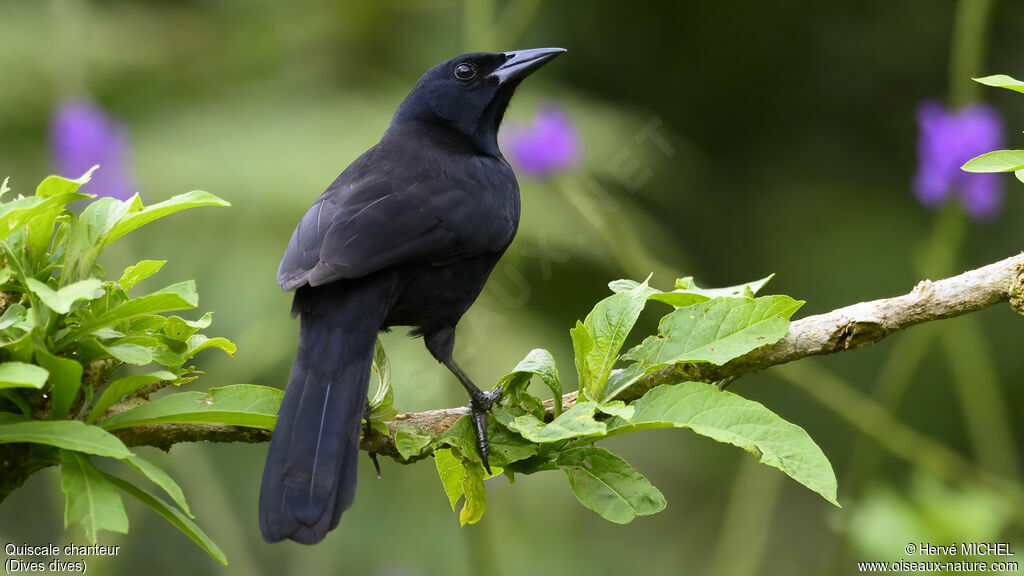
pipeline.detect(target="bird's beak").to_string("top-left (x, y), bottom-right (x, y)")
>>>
top-left (489, 47), bottom-right (566, 85)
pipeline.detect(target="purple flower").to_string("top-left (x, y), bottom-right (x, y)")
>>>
top-left (502, 104), bottom-right (580, 177)
top-left (50, 98), bottom-right (135, 200)
top-left (913, 100), bottom-right (1005, 220)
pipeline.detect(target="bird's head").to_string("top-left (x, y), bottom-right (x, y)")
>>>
top-left (390, 48), bottom-right (566, 156)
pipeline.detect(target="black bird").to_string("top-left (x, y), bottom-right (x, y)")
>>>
top-left (260, 48), bottom-right (565, 544)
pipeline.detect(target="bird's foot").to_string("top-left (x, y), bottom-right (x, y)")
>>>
top-left (468, 387), bottom-right (503, 474)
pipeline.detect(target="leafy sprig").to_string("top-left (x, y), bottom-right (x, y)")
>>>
top-left (962, 74), bottom-right (1024, 184)
top-left (394, 273), bottom-right (839, 526)
top-left (0, 169), bottom-right (279, 565)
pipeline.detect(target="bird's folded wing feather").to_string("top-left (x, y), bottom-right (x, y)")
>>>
top-left (277, 176), bottom-right (513, 290)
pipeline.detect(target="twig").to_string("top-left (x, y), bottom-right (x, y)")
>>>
top-left (22, 254), bottom-right (1024, 463)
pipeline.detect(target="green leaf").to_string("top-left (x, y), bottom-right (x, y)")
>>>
top-left (625, 295), bottom-right (803, 367)
top-left (395, 424), bottom-right (432, 460)
top-left (0, 361), bottom-right (48, 389)
top-left (368, 338), bottom-right (395, 417)
top-left (573, 280), bottom-right (652, 400)
top-left (66, 281), bottom-right (199, 342)
top-left (507, 400), bottom-right (606, 442)
top-left (99, 341), bottom-right (153, 365)
top-left (88, 371), bottom-right (176, 424)
top-left (63, 196), bottom-right (134, 281)
top-left (434, 448), bottom-right (466, 511)
top-left (435, 414), bottom-right (537, 468)
top-left (34, 346), bottom-right (83, 419)
top-left (162, 312), bottom-right (213, 342)
top-left (60, 451), bottom-right (129, 542)
top-left (124, 454), bottom-right (193, 517)
top-left (117, 260), bottom-right (166, 291)
top-left (961, 150), bottom-right (1024, 173)
top-left (1016, 169), bottom-right (1024, 185)
top-left (101, 471), bottom-right (227, 565)
top-left (597, 400), bottom-right (634, 420)
top-left (611, 382), bottom-right (839, 506)
top-left (0, 303), bottom-right (30, 331)
top-left (97, 384), bottom-right (283, 431)
top-left (104, 191), bottom-right (230, 247)
top-left (25, 278), bottom-right (104, 314)
top-left (0, 192), bottom-right (90, 243)
top-left (973, 74), bottom-right (1024, 94)
top-left (498, 348), bottom-right (563, 416)
top-left (459, 461), bottom-right (487, 526)
top-left (610, 274), bottom-right (774, 308)
top-left (183, 334), bottom-right (236, 361)
top-left (0, 419), bottom-right (131, 458)
top-left (557, 446), bottom-right (666, 524)
top-left (601, 363), bottom-right (665, 403)
top-left (36, 167), bottom-right (97, 197)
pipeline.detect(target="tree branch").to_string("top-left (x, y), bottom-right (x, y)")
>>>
top-left (95, 252), bottom-right (1024, 460)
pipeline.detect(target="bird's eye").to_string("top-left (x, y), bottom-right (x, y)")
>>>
top-left (454, 63), bottom-right (477, 81)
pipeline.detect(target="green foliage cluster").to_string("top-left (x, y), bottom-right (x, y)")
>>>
top-left (962, 74), bottom-right (1024, 182)
top-left (389, 276), bottom-right (841, 527)
top-left (0, 170), bottom-right (281, 565)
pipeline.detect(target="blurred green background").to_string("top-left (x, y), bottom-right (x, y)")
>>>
top-left (2, 1), bottom-right (1024, 574)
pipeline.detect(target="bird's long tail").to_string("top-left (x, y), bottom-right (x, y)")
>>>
top-left (259, 284), bottom-right (383, 544)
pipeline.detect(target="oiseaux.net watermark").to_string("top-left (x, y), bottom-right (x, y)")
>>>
top-left (857, 542), bottom-right (1018, 573)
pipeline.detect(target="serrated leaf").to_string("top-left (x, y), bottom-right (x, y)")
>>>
top-left (88, 371), bottom-right (177, 424)
top-left (395, 424), bottom-right (432, 460)
top-left (625, 296), bottom-right (802, 367)
top-left (961, 150), bottom-right (1024, 173)
top-left (60, 451), bottom-right (129, 543)
top-left (124, 455), bottom-right (193, 517)
top-left (434, 448), bottom-right (466, 510)
top-left (0, 361), bottom-right (48, 389)
top-left (104, 191), bottom-right (230, 247)
top-left (34, 345), bottom-right (82, 419)
top-left (507, 400), bottom-right (606, 442)
top-left (97, 384), bottom-right (282, 431)
top-left (573, 280), bottom-right (651, 400)
top-left (117, 260), bottom-right (166, 291)
top-left (0, 419), bottom-right (131, 457)
top-left (973, 74), bottom-right (1024, 94)
top-left (557, 446), bottom-right (666, 524)
top-left (611, 382), bottom-right (839, 506)
top-left (101, 471), bottom-right (227, 565)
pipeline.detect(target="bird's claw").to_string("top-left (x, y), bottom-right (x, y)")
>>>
top-left (468, 387), bottom-right (503, 474)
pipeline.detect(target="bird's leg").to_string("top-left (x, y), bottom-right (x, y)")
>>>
top-left (424, 325), bottom-right (501, 473)
top-left (443, 359), bottom-right (502, 474)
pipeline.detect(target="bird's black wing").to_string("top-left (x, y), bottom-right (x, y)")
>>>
top-left (277, 172), bottom-right (515, 291)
